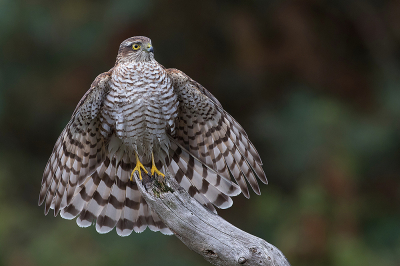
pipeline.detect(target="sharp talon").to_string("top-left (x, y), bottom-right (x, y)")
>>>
top-left (151, 152), bottom-right (165, 178)
top-left (130, 152), bottom-right (148, 181)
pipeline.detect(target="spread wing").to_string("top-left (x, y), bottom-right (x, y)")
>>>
top-left (39, 69), bottom-right (172, 236)
top-left (166, 69), bottom-right (267, 199)
top-left (38, 71), bottom-right (113, 215)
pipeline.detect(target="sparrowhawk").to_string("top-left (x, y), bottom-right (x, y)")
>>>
top-left (38, 36), bottom-right (267, 236)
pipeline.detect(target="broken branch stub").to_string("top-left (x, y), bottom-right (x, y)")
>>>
top-left (136, 173), bottom-right (291, 266)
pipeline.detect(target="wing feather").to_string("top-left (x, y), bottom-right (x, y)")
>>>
top-left (166, 68), bottom-right (267, 199)
top-left (39, 71), bottom-right (112, 216)
top-left (41, 68), bottom-right (173, 236)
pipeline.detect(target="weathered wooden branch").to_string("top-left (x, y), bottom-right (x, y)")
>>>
top-left (136, 173), bottom-right (291, 266)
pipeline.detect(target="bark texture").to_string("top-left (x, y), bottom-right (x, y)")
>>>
top-left (136, 174), bottom-right (291, 266)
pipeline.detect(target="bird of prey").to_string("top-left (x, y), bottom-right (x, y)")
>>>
top-left (38, 36), bottom-right (267, 236)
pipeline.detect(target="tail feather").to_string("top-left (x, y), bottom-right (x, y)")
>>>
top-left (167, 157), bottom-right (217, 213)
top-left (168, 143), bottom-right (235, 209)
top-left (77, 157), bottom-right (116, 228)
top-left (96, 154), bottom-right (130, 234)
top-left (116, 181), bottom-right (141, 236)
top-left (96, 182), bottom-right (125, 234)
top-left (60, 168), bottom-right (102, 220)
top-left (135, 201), bottom-right (149, 233)
top-left (169, 141), bottom-right (241, 197)
top-left (60, 152), bottom-right (172, 236)
top-left (143, 200), bottom-right (173, 235)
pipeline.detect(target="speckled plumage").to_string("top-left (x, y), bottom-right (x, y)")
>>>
top-left (39, 36), bottom-right (267, 236)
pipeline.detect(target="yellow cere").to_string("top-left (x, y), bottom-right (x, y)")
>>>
top-left (132, 44), bottom-right (140, 50)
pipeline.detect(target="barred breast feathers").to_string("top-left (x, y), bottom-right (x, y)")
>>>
top-left (104, 61), bottom-right (178, 161)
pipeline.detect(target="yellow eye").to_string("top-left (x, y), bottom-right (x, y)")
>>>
top-left (132, 44), bottom-right (140, 50)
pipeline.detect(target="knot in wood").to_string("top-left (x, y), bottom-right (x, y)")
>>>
top-left (203, 249), bottom-right (218, 258)
top-left (238, 257), bottom-right (247, 264)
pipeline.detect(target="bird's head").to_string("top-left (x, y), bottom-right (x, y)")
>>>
top-left (116, 36), bottom-right (154, 64)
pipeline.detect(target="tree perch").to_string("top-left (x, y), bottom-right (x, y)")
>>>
top-left (136, 173), bottom-right (291, 266)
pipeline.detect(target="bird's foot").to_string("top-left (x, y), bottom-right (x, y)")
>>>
top-left (151, 165), bottom-right (165, 178)
top-left (130, 153), bottom-right (148, 181)
top-left (151, 152), bottom-right (165, 178)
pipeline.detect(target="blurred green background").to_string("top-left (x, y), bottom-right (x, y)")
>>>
top-left (1, 0), bottom-right (399, 265)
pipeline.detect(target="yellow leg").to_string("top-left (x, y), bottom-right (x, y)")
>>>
top-left (130, 152), bottom-right (148, 181)
top-left (151, 153), bottom-right (165, 178)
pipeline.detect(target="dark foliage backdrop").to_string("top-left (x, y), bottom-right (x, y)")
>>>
top-left (0, 0), bottom-right (399, 265)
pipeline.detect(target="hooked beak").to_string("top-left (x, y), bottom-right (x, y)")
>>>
top-left (147, 44), bottom-right (154, 53)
